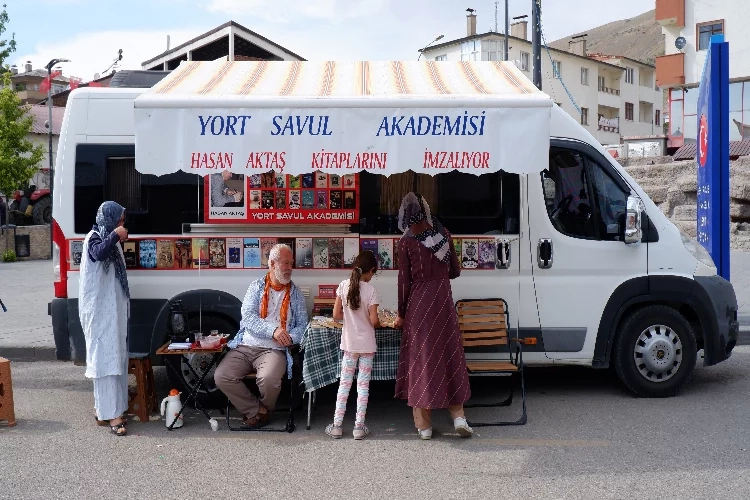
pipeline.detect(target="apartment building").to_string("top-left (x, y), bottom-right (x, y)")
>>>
top-left (10, 61), bottom-right (69, 105)
top-left (656, 0), bottom-right (750, 149)
top-left (421, 11), bottom-right (662, 146)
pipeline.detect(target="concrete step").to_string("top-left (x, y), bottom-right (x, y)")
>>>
top-left (673, 205), bottom-right (697, 222)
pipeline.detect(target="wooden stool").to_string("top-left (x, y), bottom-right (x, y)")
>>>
top-left (0, 357), bottom-right (17, 427)
top-left (128, 353), bottom-right (157, 423)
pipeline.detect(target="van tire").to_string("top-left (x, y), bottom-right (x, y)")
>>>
top-left (614, 305), bottom-right (697, 398)
top-left (165, 315), bottom-right (237, 409)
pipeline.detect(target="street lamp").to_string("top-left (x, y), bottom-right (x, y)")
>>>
top-left (417, 34), bottom-right (445, 61)
top-left (45, 58), bottom-right (69, 256)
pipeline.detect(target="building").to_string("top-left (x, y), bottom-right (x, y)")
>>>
top-left (19, 105), bottom-right (65, 190)
top-left (420, 11), bottom-right (662, 146)
top-left (141, 21), bottom-right (305, 71)
top-left (656, 0), bottom-right (750, 150)
top-left (10, 61), bottom-right (69, 105)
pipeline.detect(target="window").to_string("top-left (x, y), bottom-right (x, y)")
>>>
top-left (698, 21), bottom-right (724, 51)
top-left (625, 67), bottom-right (634, 84)
top-left (552, 60), bottom-right (562, 78)
top-left (542, 147), bottom-right (629, 241)
top-left (581, 68), bottom-right (589, 86)
top-left (461, 40), bottom-right (480, 61)
top-left (481, 40), bottom-right (503, 61)
top-left (581, 107), bottom-right (589, 126)
top-left (598, 75), bottom-right (605, 91)
top-left (655, 109), bottom-right (661, 126)
top-left (520, 52), bottom-right (530, 71)
top-left (107, 157), bottom-right (144, 212)
top-left (434, 55), bottom-right (447, 61)
top-left (625, 102), bottom-right (634, 121)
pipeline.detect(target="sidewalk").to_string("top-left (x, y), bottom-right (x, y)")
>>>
top-left (1, 254), bottom-right (749, 361)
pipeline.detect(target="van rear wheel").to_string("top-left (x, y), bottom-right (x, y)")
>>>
top-left (614, 305), bottom-right (697, 398)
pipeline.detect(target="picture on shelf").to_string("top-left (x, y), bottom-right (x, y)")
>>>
top-left (208, 171), bottom-right (246, 220)
top-left (260, 238), bottom-right (278, 267)
top-left (261, 190), bottom-right (274, 209)
top-left (275, 172), bottom-right (286, 188)
top-left (275, 190), bottom-right (287, 210)
top-left (249, 174), bottom-right (262, 189)
top-left (123, 241), bottom-right (138, 268)
top-left (157, 239), bottom-right (174, 269)
top-left (261, 171), bottom-right (275, 188)
top-left (301, 173), bottom-right (315, 188)
top-left (289, 175), bottom-right (301, 189)
top-left (244, 238), bottom-right (261, 268)
top-left (175, 239), bottom-right (191, 269)
top-left (329, 238), bottom-right (344, 268)
top-left (315, 171), bottom-right (328, 188)
top-left (344, 190), bottom-right (356, 209)
top-left (209, 238), bottom-right (227, 268)
top-left (296, 238), bottom-right (313, 269)
top-left (289, 190), bottom-right (301, 209)
top-left (302, 190), bottom-right (314, 209)
top-left (330, 190), bottom-right (342, 209)
top-left (313, 238), bottom-right (329, 269)
top-left (478, 239), bottom-right (496, 269)
top-left (192, 238), bottom-right (209, 268)
top-left (316, 190), bottom-right (328, 209)
top-left (226, 237), bottom-right (243, 268)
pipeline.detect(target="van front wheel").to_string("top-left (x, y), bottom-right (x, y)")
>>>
top-left (614, 305), bottom-right (697, 398)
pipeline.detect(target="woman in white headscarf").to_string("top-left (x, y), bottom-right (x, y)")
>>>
top-left (79, 201), bottom-right (131, 436)
top-left (393, 192), bottom-right (473, 440)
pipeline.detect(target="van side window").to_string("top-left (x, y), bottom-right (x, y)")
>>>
top-left (542, 148), bottom-right (630, 241)
top-left (107, 157), bottom-right (144, 212)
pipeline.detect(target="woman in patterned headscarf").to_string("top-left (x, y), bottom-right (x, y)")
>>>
top-left (78, 201), bottom-right (131, 436)
top-left (394, 192), bottom-right (473, 440)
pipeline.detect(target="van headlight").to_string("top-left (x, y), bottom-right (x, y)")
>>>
top-left (679, 229), bottom-right (715, 268)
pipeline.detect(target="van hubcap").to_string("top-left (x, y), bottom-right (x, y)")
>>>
top-left (633, 325), bottom-right (682, 382)
top-left (180, 354), bottom-right (219, 394)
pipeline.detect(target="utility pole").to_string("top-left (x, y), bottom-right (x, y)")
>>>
top-left (504, 0), bottom-right (509, 61)
top-left (531, 0), bottom-right (542, 90)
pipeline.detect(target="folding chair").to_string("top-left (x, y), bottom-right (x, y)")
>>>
top-left (225, 345), bottom-right (304, 433)
top-left (456, 298), bottom-right (527, 426)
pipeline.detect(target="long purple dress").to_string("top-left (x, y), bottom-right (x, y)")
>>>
top-left (394, 231), bottom-right (471, 408)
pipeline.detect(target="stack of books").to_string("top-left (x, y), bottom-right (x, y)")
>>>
top-left (312, 284), bottom-right (337, 315)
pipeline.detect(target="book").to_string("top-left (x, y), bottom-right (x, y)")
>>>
top-left (295, 238), bottom-right (313, 269)
top-left (378, 238), bottom-right (393, 270)
top-left (289, 190), bottom-right (301, 209)
top-left (329, 174), bottom-right (341, 188)
top-left (393, 238), bottom-right (399, 269)
top-left (343, 174), bottom-right (356, 189)
top-left (478, 239), bottom-right (496, 269)
top-left (192, 238), bottom-right (209, 268)
top-left (69, 240), bottom-right (83, 270)
top-left (140, 238), bottom-right (157, 269)
top-left (361, 238), bottom-right (378, 259)
top-left (315, 190), bottom-right (328, 210)
top-left (261, 190), bottom-right (274, 209)
top-left (461, 238), bottom-right (478, 269)
top-left (344, 190), bottom-right (357, 209)
top-left (209, 238), bottom-right (226, 268)
top-left (453, 238), bottom-right (462, 259)
top-left (249, 174), bottom-right (262, 188)
top-left (313, 237), bottom-right (329, 269)
top-left (243, 238), bottom-right (261, 268)
top-left (261, 171), bottom-right (275, 189)
top-left (301, 173), bottom-right (315, 188)
top-left (330, 190), bottom-right (342, 209)
top-left (226, 237), bottom-right (243, 268)
top-left (289, 175), bottom-right (301, 189)
top-left (315, 171), bottom-right (328, 188)
top-left (249, 190), bottom-right (261, 210)
top-left (318, 284), bottom-right (338, 298)
top-left (302, 190), bottom-right (314, 209)
top-left (157, 239), bottom-right (175, 269)
top-left (260, 238), bottom-right (278, 267)
top-left (278, 238), bottom-right (296, 261)
top-left (344, 238), bottom-right (359, 268)
top-left (328, 237), bottom-right (344, 269)
top-left (275, 190), bottom-right (287, 210)
top-left (123, 240), bottom-right (138, 268)
top-left (175, 239), bottom-right (191, 269)
top-left (275, 173), bottom-right (287, 188)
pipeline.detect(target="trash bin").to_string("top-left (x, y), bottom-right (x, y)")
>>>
top-left (14, 234), bottom-right (30, 258)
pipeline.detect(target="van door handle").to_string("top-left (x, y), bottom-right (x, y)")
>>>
top-left (537, 238), bottom-right (553, 269)
top-left (496, 238), bottom-right (511, 269)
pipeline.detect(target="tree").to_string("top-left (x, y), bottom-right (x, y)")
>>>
top-left (0, 4), bottom-right (16, 72)
top-left (0, 72), bottom-right (45, 198)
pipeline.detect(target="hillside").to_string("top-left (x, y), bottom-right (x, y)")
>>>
top-left (549, 10), bottom-right (664, 65)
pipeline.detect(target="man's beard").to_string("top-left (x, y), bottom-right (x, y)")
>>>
top-left (274, 267), bottom-right (291, 285)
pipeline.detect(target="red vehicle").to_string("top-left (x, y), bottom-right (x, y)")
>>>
top-left (8, 185), bottom-right (51, 226)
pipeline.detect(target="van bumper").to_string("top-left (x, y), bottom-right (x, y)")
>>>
top-left (694, 275), bottom-right (739, 366)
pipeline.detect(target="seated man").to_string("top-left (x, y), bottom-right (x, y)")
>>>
top-left (215, 243), bottom-right (307, 428)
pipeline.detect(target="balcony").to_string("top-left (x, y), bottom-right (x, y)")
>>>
top-left (598, 86), bottom-right (621, 109)
top-left (656, 53), bottom-right (685, 87)
top-left (656, 0), bottom-right (685, 27)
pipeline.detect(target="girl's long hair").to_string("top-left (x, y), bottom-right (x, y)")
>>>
top-left (346, 250), bottom-right (378, 310)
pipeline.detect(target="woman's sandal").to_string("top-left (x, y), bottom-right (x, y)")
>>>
top-left (94, 412), bottom-right (128, 427)
top-left (110, 421), bottom-right (127, 436)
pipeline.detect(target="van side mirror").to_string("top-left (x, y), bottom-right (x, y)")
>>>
top-left (624, 195), bottom-right (645, 245)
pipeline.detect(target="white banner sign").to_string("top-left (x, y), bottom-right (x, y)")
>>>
top-left (134, 107), bottom-right (550, 177)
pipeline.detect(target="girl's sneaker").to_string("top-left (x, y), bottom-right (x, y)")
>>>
top-left (417, 427), bottom-right (433, 440)
top-left (453, 417), bottom-right (474, 438)
top-left (325, 423), bottom-right (343, 439)
top-left (353, 424), bottom-right (370, 440)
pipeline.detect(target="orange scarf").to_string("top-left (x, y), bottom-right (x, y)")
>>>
top-left (260, 273), bottom-right (292, 328)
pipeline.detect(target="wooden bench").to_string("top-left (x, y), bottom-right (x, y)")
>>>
top-left (457, 298), bottom-right (527, 426)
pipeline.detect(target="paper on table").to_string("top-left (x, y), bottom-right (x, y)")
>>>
top-left (167, 343), bottom-right (192, 350)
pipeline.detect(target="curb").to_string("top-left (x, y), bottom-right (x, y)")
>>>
top-left (0, 346), bottom-right (58, 362)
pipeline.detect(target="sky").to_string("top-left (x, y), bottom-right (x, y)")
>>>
top-left (10, 0), bottom-right (656, 82)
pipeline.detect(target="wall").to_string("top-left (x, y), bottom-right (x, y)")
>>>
top-left (0, 225), bottom-right (51, 260)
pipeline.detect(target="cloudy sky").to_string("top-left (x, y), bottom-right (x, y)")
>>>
top-left (11, 0), bottom-right (655, 82)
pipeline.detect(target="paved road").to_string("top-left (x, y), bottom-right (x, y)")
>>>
top-left (2, 348), bottom-right (750, 499)
top-left (2, 254), bottom-right (750, 352)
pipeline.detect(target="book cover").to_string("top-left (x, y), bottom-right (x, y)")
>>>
top-left (226, 237), bottom-right (243, 268)
top-left (301, 173), bottom-right (315, 188)
top-left (344, 190), bottom-right (357, 209)
top-left (461, 239), bottom-right (479, 269)
top-left (393, 238), bottom-right (399, 269)
top-left (261, 190), bottom-right (274, 209)
top-left (289, 175), bottom-right (301, 189)
top-left (478, 239), bottom-right (496, 269)
top-left (261, 171), bottom-right (275, 188)
top-left (313, 237), bottom-right (329, 269)
top-left (139, 239), bottom-right (157, 269)
top-left (453, 238), bottom-right (462, 259)
top-left (342, 174), bottom-right (356, 189)
top-left (275, 190), bottom-right (287, 210)
top-left (361, 239), bottom-right (378, 260)
top-left (315, 190), bottom-right (328, 210)
top-left (328, 237), bottom-right (344, 269)
top-left (243, 238), bottom-right (261, 268)
top-left (330, 190), bottom-right (342, 209)
top-left (302, 190), bottom-right (314, 209)
top-left (315, 171), bottom-right (328, 188)
top-left (344, 238), bottom-right (359, 268)
top-left (289, 190), bottom-right (301, 209)
top-left (249, 190), bottom-right (261, 210)
top-left (69, 240), bottom-right (83, 270)
top-left (175, 239), bottom-right (191, 269)
top-left (192, 238), bottom-right (209, 268)
top-left (278, 238), bottom-right (296, 261)
top-left (329, 174), bottom-right (341, 188)
top-left (378, 238), bottom-right (393, 270)
top-left (209, 238), bottom-right (227, 268)
top-left (249, 174), bottom-right (262, 189)
top-left (157, 239), bottom-right (175, 269)
top-left (295, 238), bottom-right (313, 268)
top-left (275, 173), bottom-right (287, 188)
top-left (123, 240), bottom-right (138, 268)
top-left (260, 237), bottom-right (278, 267)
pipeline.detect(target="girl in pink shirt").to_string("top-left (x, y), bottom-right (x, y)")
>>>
top-left (325, 251), bottom-right (381, 440)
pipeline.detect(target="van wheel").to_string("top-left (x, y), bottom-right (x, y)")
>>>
top-left (614, 305), bottom-right (697, 398)
top-left (165, 315), bottom-right (238, 409)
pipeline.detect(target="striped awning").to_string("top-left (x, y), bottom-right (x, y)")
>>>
top-left (134, 60), bottom-right (552, 177)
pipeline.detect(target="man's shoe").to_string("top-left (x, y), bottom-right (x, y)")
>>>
top-left (242, 411), bottom-right (270, 429)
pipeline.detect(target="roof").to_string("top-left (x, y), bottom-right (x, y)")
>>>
top-left (12, 69), bottom-right (70, 82)
top-left (422, 32), bottom-right (626, 71)
top-left (141, 21), bottom-right (305, 66)
top-left (673, 140), bottom-right (750, 160)
top-left (588, 53), bottom-right (656, 69)
top-left (26, 104), bottom-right (65, 135)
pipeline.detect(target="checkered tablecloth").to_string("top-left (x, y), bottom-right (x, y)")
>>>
top-left (301, 322), bottom-right (402, 392)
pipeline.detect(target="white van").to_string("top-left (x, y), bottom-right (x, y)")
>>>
top-left (49, 62), bottom-right (738, 407)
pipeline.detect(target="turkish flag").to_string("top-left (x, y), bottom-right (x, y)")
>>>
top-left (69, 77), bottom-right (82, 90)
top-left (39, 70), bottom-right (62, 93)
